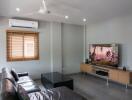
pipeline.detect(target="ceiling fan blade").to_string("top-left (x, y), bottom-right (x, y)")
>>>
top-left (42, 0), bottom-right (47, 11)
top-left (48, 13), bottom-right (64, 18)
top-left (19, 11), bottom-right (38, 17)
top-left (38, 0), bottom-right (48, 14)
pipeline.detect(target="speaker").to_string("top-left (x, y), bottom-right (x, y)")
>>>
top-left (123, 67), bottom-right (126, 71)
top-left (85, 59), bottom-right (89, 64)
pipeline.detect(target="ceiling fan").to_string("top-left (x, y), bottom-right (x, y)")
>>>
top-left (38, 0), bottom-right (50, 14)
top-left (21, 0), bottom-right (64, 18)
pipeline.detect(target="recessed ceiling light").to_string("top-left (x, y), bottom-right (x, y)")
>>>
top-left (65, 16), bottom-right (69, 19)
top-left (16, 8), bottom-right (20, 12)
top-left (83, 18), bottom-right (87, 22)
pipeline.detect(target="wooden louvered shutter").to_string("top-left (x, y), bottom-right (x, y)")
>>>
top-left (7, 30), bottom-right (39, 61)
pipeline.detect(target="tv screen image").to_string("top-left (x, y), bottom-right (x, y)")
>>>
top-left (89, 44), bottom-right (118, 66)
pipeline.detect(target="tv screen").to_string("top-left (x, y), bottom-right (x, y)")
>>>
top-left (89, 44), bottom-right (119, 67)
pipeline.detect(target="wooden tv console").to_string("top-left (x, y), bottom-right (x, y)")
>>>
top-left (80, 63), bottom-right (132, 88)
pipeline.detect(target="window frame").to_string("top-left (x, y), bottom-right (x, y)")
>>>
top-left (6, 30), bottom-right (39, 61)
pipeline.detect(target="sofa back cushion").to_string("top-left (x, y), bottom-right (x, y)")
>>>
top-left (11, 68), bottom-right (19, 81)
top-left (2, 68), bottom-right (16, 85)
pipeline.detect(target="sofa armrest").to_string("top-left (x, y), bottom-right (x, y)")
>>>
top-left (18, 72), bottom-right (29, 77)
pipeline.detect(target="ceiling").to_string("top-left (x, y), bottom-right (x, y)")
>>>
top-left (0, 0), bottom-right (132, 25)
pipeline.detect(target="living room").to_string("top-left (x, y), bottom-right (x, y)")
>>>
top-left (0, 0), bottom-right (132, 100)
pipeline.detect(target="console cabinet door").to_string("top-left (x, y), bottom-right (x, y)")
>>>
top-left (86, 65), bottom-right (93, 73)
top-left (118, 71), bottom-right (129, 84)
top-left (109, 69), bottom-right (118, 81)
top-left (80, 64), bottom-right (87, 72)
top-left (80, 64), bottom-right (93, 73)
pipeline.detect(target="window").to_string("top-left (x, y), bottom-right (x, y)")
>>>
top-left (7, 30), bottom-right (39, 61)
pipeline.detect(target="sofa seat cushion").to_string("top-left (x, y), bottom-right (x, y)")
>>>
top-left (19, 81), bottom-right (35, 87)
top-left (28, 87), bottom-right (86, 100)
top-left (17, 76), bottom-right (33, 84)
top-left (17, 85), bottom-right (30, 100)
top-left (21, 85), bottom-right (41, 93)
top-left (28, 91), bottom-right (50, 100)
top-left (51, 87), bottom-right (86, 100)
top-left (28, 89), bottom-right (60, 100)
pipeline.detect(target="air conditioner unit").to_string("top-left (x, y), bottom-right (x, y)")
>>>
top-left (9, 19), bottom-right (38, 29)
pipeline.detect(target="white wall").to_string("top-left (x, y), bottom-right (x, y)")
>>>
top-left (62, 24), bottom-right (84, 74)
top-left (0, 18), bottom-right (84, 78)
top-left (86, 14), bottom-right (132, 70)
top-left (51, 22), bottom-right (62, 73)
top-left (0, 18), bottom-right (62, 79)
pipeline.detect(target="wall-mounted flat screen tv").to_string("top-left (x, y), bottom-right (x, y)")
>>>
top-left (89, 44), bottom-right (119, 67)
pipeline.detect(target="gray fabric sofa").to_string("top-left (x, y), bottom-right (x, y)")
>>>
top-left (1, 68), bottom-right (86, 100)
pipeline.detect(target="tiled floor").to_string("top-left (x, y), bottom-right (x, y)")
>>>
top-left (70, 73), bottom-right (132, 100)
top-left (36, 73), bottom-right (132, 100)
